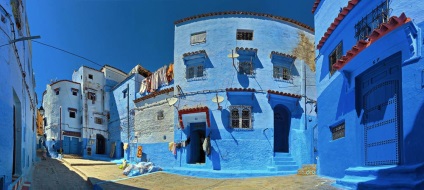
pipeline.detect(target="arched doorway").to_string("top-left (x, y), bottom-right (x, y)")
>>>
top-left (120, 142), bottom-right (124, 158)
top-left (96, 134), bottom-right (105, 154)
top-left (274, 105), bottom-right (291, 153)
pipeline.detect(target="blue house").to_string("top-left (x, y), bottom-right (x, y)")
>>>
top-left (165, 11), bottom-right (316, 176)
top-left (0, 1), bottom-right (38, 189)
top-left (313, 0), bottom-right (424, 188)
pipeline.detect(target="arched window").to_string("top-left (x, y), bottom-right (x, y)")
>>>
top-left (229, 105), bottom-right (252, 129)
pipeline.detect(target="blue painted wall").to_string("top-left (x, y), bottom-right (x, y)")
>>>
top-left (314, 0), bottom-right (424, 178)
top-left (168, 14), bottom-right (316, 172)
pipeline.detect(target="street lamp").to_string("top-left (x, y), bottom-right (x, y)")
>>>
top-left (0, 35), bottom-right (41, 48)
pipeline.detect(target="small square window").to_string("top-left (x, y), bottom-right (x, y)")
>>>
top-left (87, 92), bottom-right (96, 104)
top-left (95, 117), bottom-right (103, 124)
top-left (331, 122), bottom-right (345, 140)
top-left (88, 74), bottom-right (93, 79)
top-left (157, 110), bottom-right (164, 120)
top-left (190, 31), bottom-right (206, 45)
top-left (71, 88), bottom-right (78, 96)
top-left (237, 29), bottom-right (253, 40)
top-left (186, 65), bottom-right (204, 79)
top-left (329, 42), bottom-right (343, 75)
top-left (69, 111), bottom-right (76, 118)
top-left (54, 88), bottom-right (60, 95)
top-left (273, 66), bottom-right (291, 80)
top-left (123, 90), bottom-right (127, 99)
top-left (239, 61), bottom-right (254, 75)
top-left (229, 105), bottom-right (252, 129)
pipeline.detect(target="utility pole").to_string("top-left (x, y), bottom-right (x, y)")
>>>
top-left (60, 106), bottom-right (62, 154)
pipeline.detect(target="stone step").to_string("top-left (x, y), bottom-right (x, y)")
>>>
top-left (336, 175), bottom-right (376, 189)
top-left (273, 153), bottom-right (292, 158)
top-left (267, 166), bottom-right (277, 172)
top-left (273, 157), bottom-right (294, 162)
top-left (274, 161), bottom-right (297, 165)
top-left (275, 165), bottom-right (298, 171)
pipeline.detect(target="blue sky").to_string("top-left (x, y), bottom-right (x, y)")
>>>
top-left (27, 0), bottom-right (314, 106)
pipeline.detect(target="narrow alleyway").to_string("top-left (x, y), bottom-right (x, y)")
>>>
top-left (31, 158), bottom-right (91, 190)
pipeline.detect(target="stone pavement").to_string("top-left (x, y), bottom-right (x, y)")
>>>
top-left (31, 157), bottom-right (91, 190)
top-left (32, 156), bottom-right (341, 190)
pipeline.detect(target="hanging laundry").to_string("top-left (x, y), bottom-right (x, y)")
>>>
top-left (159, 65), bottom-right (168, 86)
top-left (151, 71), bottom-right (159, 92)
top-left (123, 143), bottom-right (129, 150)
top-left (168, 142), bottom-right (174, 152)
top-left (139, 78), bottom-right (147, 94)
top-left (166, 63), bottom-right (174, 82)
top-left (146, 76), bottom-right (152, 93)
top-left (202, 136), bottom-right (211, 156)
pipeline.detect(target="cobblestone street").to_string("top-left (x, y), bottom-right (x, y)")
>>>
top-left (31, 157), bottom-right (339, 190)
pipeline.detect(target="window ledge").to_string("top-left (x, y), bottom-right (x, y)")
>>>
top-left (186, 76), bottom-right (207, 82)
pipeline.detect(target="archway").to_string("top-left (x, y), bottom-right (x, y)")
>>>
top-left (274, 104), bottom-right (291, 153)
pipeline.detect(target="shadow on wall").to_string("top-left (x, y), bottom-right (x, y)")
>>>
top-left (406, 101), bottom-right (424, 164)
top-left (209, 113), bottom-right (222, 170)
top-left (336, 78), bottom-right (355, 120)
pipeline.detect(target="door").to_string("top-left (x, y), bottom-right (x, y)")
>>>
top-left (70, 137), bottom-right (79, 154)
top-left (274, 105), bottom-right (291, 153)
top-left (188, 122), bottom-right (206, 164)
top-left (357, 52), bottom-right (402, 166)
top-left (63, 136), bottom-right (70, 154)
top-left (96, 134), bottom-right (105, 154)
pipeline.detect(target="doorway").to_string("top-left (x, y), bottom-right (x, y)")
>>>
top-left (187, 122), bottom-right (206, 164)
top-left (13, 90), bottom-right (22, 176)
top-left (356, 52), bottom-right (402, 166)
top-left (96, 134), bottom-right (106, 154)
top-left (274, 104), bottom-right (290, 153)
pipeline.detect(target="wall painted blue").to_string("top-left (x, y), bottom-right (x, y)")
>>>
top-left (314, 0), bottom-right (424, 186)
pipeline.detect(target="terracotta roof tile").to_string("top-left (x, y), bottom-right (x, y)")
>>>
top-left (235, 47), bottom-right (258, 52)
top-left (226, 88), bottom-right (256, 92)
top-left (133, 87), bottom-right (174, 103)
top-left (175, 11), bottom-right (314, 32)
top-left (178, 106), bottom-right (210, 129)
top-left (317, 0), bottom-right (360, 50)
top-left (312, 0), bottom-right (321, 13)
top-left (182, 50), bottom-right (207, 58)
top-left (267, 90), bottom-right (302, 99)
top-left (270, 51), bottom-right (297, 59)
top-left (333, 13), bottom-right (411, 70)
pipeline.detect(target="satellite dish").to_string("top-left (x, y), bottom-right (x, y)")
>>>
top-left (227, 52), bottom-right (239, 58)
top-left (211, 96), bottom-right (224, 103)
top-left (167, 97), bottom-right (178, 106)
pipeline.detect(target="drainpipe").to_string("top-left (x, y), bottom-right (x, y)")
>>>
top-left (127, 83), bottom-right (130, 144)
top-left (60, 106), bottom-right (62, 154)
top-left (303, 61), bottom-right (307, 130)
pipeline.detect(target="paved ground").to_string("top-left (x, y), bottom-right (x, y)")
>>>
top-left (31, 155), bottom-right (340, 190)
top-left (31, 158), bottom-right (91, 190)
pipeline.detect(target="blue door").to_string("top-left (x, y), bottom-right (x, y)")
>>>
top-left (70, 137), bottom-right (79, 154)
top-left (63, 136), bottom-right (70, 154)
top-left (188, 122), bottom-right (206, 164)
top-left (357, 52), bottom-right (402, 166)
top-left (274, 105), bottom-right (291, 153)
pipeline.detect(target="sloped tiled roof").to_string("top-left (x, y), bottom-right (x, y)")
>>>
top-left (183, 50), bottom-right (207, 58)
top-left (317, 0), bottom-right (360, 50)
top-left (333, 13), bottom-right (411, 70)
top-left (312, 0), bottom-right (321, 14)
top-left (175, 11), bottom-right (314, 32)
top-left (226, 88), bottom-right (256, 92)
top-left (270, 51), bottom-right (297, 59)
top-left (267, 90), bottom-right (302, 99)
top-left (235, 47), bottom-right (258, 52)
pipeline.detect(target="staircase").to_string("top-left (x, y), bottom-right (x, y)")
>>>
top-left (336, 163), bottom-right (424, 189)
top-left (267, 153), bottom-right (298, 174)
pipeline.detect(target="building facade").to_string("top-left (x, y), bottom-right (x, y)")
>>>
top-left (127, 12), bottom-right (317, 176)
top-left (0, 0), bottom-right (38, 189)
top-left (313, 0), bottom-right (424, 188)
top-left (42, 65), bottom-right (127, 159)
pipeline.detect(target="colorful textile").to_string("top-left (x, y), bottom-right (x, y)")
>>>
top-left (139, 78), bottom-right (147, 94)
top-left (166, 63), bottom-right (174, 82)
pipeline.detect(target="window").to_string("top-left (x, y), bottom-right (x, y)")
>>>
top-left (69, 111), bottom-right (76, 118)
top-left (273, 66), bottom-right (291, 80)
top-left (157, 110), bottom-right (164, 120)
top-left (88, 74), bottom-right (93, 79)
top-left (123, 89), bottom-right (127, 99)
top-left (239, 61), bottom-right (254, 75)
top-left (190, 31), bottom-right (206, 45)
top-left (229, 105), bottom-right (252, 129)
top-left (329, 42), bottom-right (343, 75)
top-left (355, 0), bottom-right (389, 41)
top-left (237, 29), bottom-right (253, 40)
top-left (186, 65), bottom-right (204, 79)
top-left (331, 122), bottom-right (345, 140)
top-left (44, 117), bottom-right (47, 127)
top-left (71, 88), bottom-right (78, 96)
top-left (54, 88), bottom-right (60, 95)
top-left (95, 117), bottom-right (103, 124)
top-left (87, 92), bottom-right (96, 104)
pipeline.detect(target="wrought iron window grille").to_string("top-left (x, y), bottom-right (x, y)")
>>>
top-left (354, 0), bottom-right (390, 41)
